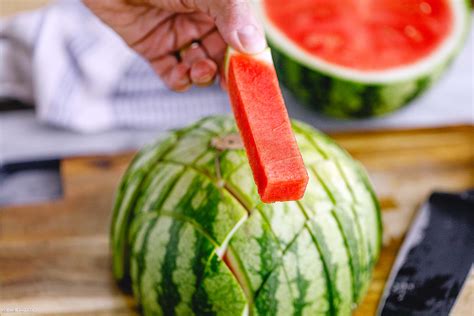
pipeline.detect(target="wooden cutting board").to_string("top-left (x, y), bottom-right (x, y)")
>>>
top-left (0, 125), bottom-right (473, 316)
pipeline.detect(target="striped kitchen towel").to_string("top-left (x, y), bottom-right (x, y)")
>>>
top-left (0, 0), bottom-right (230, 133)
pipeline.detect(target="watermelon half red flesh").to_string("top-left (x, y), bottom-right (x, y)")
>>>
top-left (226, 48), bottom-right (309, 203)
top-left (255, 0), bottom-right (469, 118)
top-left (264, 0), bottom-right (454, 70)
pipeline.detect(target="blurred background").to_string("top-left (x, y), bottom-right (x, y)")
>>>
top-left (1, 0), bottom-right (472, 162)
top-left (0, 0), bottom-right (472, 205)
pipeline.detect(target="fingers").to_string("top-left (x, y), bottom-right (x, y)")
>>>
top-left (190, 59), bottom-right (217, 86)
top-left (136, 0), bottom-right (265, 90)
top-left (161, 59), bottom-right (217, 91)
top-left (150, 54), bottom-right (178, 77)
top-left (180, 42), bottom-right (207, 66)
top-left (173, 13), bottom-right (215, 49)
top-left (206, 0), bottom-right (267, 54)
top-left (151, 41), bottom-right (218, 91)
top-left (147, 0), bottom-right (196, 12)
top-left (151, 55), bottom-right (191, 91)
top-left (200, 30), bottom-right (227, 88)
top-left (181, 42), bottom-right (218, 86)
top-left (200, 30), bottom-right (226, 67)
top-left (151, 0), bottom-right (266, 54)
top-left (163, 63), bottom-right (192, 91)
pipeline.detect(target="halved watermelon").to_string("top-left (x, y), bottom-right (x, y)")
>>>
top-left (225, 47), bottom-right (309, 203)
top-left (255, 0), bottom-right (471, 117)
top-left (111, 115), bottom-right (382, 315)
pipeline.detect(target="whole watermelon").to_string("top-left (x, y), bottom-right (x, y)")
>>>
top-left (111, 116), bottom-right (382, 316)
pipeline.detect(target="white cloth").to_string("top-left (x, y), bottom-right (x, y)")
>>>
top-left (0, 0), bottom-right (230, 133)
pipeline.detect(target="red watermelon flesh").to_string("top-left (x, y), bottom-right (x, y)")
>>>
top-left (264, 0), bottom-right (454, 70)
top-left (227, 49), bottom-right (309, 203)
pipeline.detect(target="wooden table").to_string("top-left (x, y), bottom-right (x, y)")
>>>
top-left (1, 125), bottom-right (473, 315)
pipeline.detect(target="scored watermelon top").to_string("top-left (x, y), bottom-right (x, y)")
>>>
top-left (111, 116), bottom-right (382, 315)
top-left (257, 0), bottom-right (470, 82)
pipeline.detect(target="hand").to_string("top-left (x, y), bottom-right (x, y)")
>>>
top-left (83, 0), bottom-right (266, 91)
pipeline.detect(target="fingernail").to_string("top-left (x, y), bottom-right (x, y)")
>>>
top-left (171, 74), bottom-right (191, 92)
top-left (174, 82), bottom-right (191, 92)
top-left (237, 25), bottom-right (266, 54)
top-left (198, 72), bottom-right (214, 83)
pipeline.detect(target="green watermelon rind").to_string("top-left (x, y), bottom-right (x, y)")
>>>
top-left (292, 121), bottom-right (381, 263)
top-left (260, 0), bottom-right (472, 118)
top-left (111, 133), bottom-right (178, 280)
top-left (128, 213), bottom-right (248, 316)
top-left (112, 116), bottom-right (233, 281)
top-left (111, 115), bottom-right (382, 315)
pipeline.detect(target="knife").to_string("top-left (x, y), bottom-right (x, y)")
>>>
top-left (377, 190), bottom-right (474, 316)
top-left (0, 159), bottom-right (62, 206)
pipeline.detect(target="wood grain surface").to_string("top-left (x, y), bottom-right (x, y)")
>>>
top-left (0, 125), bottom-right (473, 316)
top-left (0, 0), bottom-right (50, 17)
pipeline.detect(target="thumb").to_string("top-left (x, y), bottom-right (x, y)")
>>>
top-left (207, 0), bottom-right (266, 54)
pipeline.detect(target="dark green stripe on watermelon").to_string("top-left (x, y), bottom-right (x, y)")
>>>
top-left (311, 166), bottom-right (369, 302)
top-left (228, 209), bottom-right (284, 294)
top-left (298, 200), bottom-right (353, 316)
top-left (293, 120), bottom-right (380, 240)
top-left (251, 222), bottom-right (332, 316)
top-left (255, 206), bottom-right (326, 315)
top-left (190, 230), bottom-right (220, 314)
top-left (159, 167), bottom-right (248, 247)
top-left (133, 163), bottom-right (186, 216)
top-left (225, 162), bottom-right (261, 210)
top-left (291, 131), bottom-right (365, 304)
top-left (159, 219), bottom-right (184, 315)
top-left (111, 133), bottom-right (179, 282)
top-left (293, 121), bottom-right (378, 302)
top-left (257, 201), bottom-right (307, 251)
top-left (354, 161), bottom-right (384, 261)
top-left (195, 254), bottom-right (247, 315)
top-left (129, 214), bottom-right (157, 301)
top-left (253, 264), bottom-right (291, 316)
top-left (284, 228), bottom-right (331, 315)
top-left (331, 205), bottom-right (365, 302)
top-left (133, 215), bottom-right (238, 315)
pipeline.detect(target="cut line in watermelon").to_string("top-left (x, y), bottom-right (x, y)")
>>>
top-left (225, 47), bottom-right (309, 203)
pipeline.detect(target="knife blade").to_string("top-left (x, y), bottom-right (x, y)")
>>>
top-left (377, 190), bottom-right (474, 316)
top-left (0, 159), bottom-right (62, 206)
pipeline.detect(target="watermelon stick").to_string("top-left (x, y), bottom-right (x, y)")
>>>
top-left (225, 47), bottom-right (309, 203)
